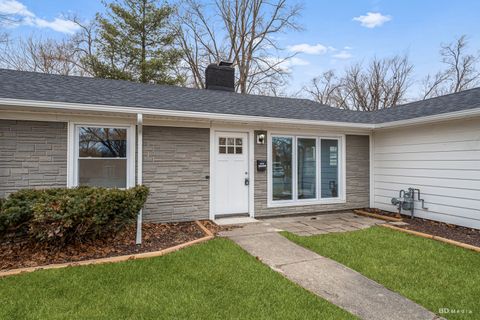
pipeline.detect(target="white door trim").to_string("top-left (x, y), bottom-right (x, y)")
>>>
top-left (209, 126), bottom-right (255, 220)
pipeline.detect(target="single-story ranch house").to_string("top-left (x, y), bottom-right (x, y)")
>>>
top-left (1, 65), bottom-right (479, 229)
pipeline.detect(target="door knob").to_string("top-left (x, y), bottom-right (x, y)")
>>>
top-left (244, 178), bottom-right (250, 186)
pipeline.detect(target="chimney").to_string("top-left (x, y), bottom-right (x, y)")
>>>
top-left (205, 61), bottom-right (235, 92)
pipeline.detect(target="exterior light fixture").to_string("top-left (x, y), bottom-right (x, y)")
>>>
top-left (257, 132), bottom-right (266, 144)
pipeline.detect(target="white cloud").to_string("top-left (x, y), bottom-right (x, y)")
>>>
top-left (29, 17), bottom-right (80, 34)
top-left (263, 56), bottom-right (310, 74)
top-left (353, 12), bottom-right (391, 28)
top-left (332, 50), bottom-right (353, 60)
top-left (288, 43), bottom-right (330, 55)
top-left (289, 57), bottom-right (310, 66)
top-left (0, 0), bottom-right (80, 34)
top-left (0, 0), bottom-right (33, 17)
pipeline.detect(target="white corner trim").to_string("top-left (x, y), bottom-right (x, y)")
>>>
top-left (208, 126), bottom-right (215, 220)
top-left (248, 129), bottom-right (255, 218)
top-left (67, 122), bottom-right (75, 188)
top-left (369, 132), bottom-right (375, 207)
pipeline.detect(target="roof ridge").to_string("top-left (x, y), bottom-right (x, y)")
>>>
top-left (382, 86), bottom-right (480, 111)
top-left (0, 68), bottom-right (335, 107)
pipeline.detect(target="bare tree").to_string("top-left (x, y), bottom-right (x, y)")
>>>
top-left (303, 55), bottom-right (413, 111)
top-left (176, 0), bottom-right (302, 94)
top-left (422, 35), bottom-right (480, 99)
top-left (0, 36), bottom-right (86, 75)
top-left (302, 70), bottom-right (344, 106)
top-left (0, 14), bottom-right (14, 44)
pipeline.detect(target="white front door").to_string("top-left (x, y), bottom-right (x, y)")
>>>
top-left (214, 131), bottom-right (249, 215)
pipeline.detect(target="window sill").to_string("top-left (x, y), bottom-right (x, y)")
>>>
top-left (267, 198), bottom-right (346, 208)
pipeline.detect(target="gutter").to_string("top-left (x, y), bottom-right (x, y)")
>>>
top-left (1, 97), bottom-right (480, 130)
top-left (0, 98), bottom-right (374, 129)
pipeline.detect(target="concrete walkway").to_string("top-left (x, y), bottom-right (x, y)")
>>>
top-left (220, 215), bottom-right (440, 320)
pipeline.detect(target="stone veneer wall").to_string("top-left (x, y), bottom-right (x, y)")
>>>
top-left (0, 120), bottom-right (68, 197)
top-left (142, 126), bottom-right (210, 222)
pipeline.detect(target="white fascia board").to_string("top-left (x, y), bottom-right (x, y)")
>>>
top-left (2, 97), bottom-right (480, 130)
top-left (374, 107), bottom-right (480, 129)
top-left (0, 98), bottom-right (374, 129)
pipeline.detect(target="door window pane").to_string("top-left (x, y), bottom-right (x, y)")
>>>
top-left (297, 138), bottom-right (316, 199)
top-left (321, 139), bottom-right (339, 198)
top-left (272, 137), bottom-right (292, 200)
top-left (78, 159), bottom-right (127, 188)
top-left (79, 127), bottom-right (126, 157)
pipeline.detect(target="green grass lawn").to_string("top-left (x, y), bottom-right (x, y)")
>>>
top-left (0, 238), bottom-right (355, 320)
top-left (283, 226), bottom-right (480, 320)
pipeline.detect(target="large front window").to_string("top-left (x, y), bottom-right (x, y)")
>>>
top-left (75, 126), bottom-right (131, 188)
top-left (270, 135), bottom-right (343, 205)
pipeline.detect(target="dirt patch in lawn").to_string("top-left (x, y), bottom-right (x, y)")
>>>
top-left (363, 208), bottom-right (480, 247)
top-left (0, 222), bottom-right (207, 271)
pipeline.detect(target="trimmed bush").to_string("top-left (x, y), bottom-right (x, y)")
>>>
top-left (0, 185), bottom-right (149, 244)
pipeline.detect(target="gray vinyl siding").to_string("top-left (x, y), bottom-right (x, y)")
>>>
top-left (254, 134), bottom-right (370, 217)
top-left (142, 126), bottom-right (210, 222)
top-left (373, 117), bottom-right (480, 229)
top-left (0, 119), bottom-right (68, 197)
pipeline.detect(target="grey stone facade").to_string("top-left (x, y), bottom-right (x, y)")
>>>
top-left (0, 120), bottom-right (68, 197)
top-left (254, 134), bottom-right (370, 217)
top-left (142, 126), bottom-right (210, 222)
top-left (0, 120), bottom-right (369, 222)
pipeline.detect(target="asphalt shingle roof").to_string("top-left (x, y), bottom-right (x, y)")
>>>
top-left (1, 68), bottom-right (479, 124)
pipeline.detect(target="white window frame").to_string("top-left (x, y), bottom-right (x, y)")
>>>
top-left (267, 132), bottom-right (346, 208)
top-left (68, 122), bottom-right (136, 189)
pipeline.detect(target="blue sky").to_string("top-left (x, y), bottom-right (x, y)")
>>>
top-left (1, 0), bottom-right (479, 98)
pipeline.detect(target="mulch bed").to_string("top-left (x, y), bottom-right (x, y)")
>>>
top-left (0, 221), bottom-right (212, 271)
top-left (362, 207), bottom-right (403, 218)
top-left (363, 208), bottom-right (480, 247)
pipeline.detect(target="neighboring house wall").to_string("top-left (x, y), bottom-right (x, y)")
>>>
top-left (0, 119), bottom-right (67, 197)
top-left (373, 117), bottom-right (480, 229)
top-left (142, 126), bottom-right (210, 222)
top-left (254, 134), bottom-right (370, 217)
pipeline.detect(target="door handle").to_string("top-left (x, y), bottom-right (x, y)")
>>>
top-left (244, 178), bottom-right (250, 186)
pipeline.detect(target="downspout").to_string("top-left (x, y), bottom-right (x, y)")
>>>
top-left (136, 113), bottom-right (143, 245)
